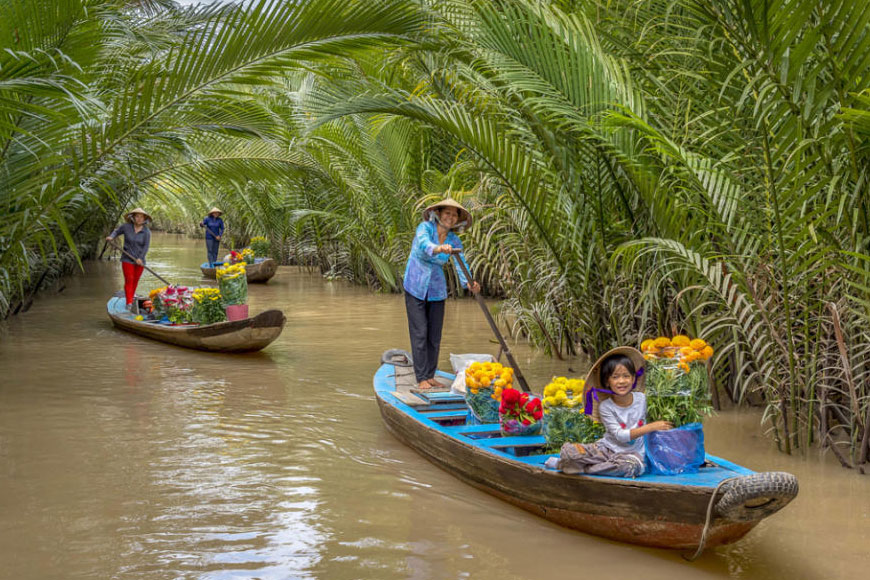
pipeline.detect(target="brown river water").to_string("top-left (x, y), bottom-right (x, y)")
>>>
top-left (0, 234), bottom-right (867, 579)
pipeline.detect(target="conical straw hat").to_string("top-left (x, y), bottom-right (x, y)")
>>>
top-left (582, 346), bottom-right (646, 421)
top-left (125, 207), bottom-right (152, 222)
top-left (422, 198), bottom-right (472, 230)
top-left (208, 207), bottom-right (223, 216)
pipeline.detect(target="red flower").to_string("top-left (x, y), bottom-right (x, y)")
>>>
top-left (522, 419), bottom-right (531, 426)
top-left (520, 392), bottom-right (529, 404)
top-left (533, 410), bottom-right (543, 421)
top-left (502, 388), bottom-right (521, 404)
top-left (620, 423), bottom-right (626, 429)
top-left (638, 420), bottom-right (644, 427)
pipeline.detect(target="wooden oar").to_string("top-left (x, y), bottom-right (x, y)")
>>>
top-left (449, 249), bottom-right (531, 393)
top-left (107, 239), bottom-right (171, 286)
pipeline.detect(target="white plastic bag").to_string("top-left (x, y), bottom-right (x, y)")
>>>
top-left (449, 353), bottom-right (496, 395)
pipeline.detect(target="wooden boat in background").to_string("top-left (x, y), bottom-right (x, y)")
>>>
top-left (106, 296), bottom-right (285, 353)
top-left (375, 350), bottom-right (798, 551)
top-left (200, 258), bottom-right (278, 283)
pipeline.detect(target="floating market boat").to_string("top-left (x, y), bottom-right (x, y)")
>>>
top-left (106, 296), bottom-right (285, 353)
top-left (375, 350), bottom-right (799, 551)
top-left (200, 258), bottom-right (278, 283)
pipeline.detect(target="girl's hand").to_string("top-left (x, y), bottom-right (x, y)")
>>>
top-left (105, 236), bottom-right (113, 241)
top-left (435, 244), bottom-right (452, 254)
top-left (649, 420), bottom-right (673, 432)
top-left (468, 281), bottom-right (481, 294)
top-left (135, 258), bottom-right (143, 266)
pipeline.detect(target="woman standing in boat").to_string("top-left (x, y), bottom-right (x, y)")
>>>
top-left (403, 198), bottom-right (480, 390)
top-left (106, 208), bottom-right (152, 311)
top-left (199, 207), bottom-right (224, 265)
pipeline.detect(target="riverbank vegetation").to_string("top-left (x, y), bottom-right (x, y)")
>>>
top-left (3, 0), bottom-right (869, 467)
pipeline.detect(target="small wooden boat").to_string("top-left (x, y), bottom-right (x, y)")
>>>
top-left (375, 350), bottom-right (798, 551)
top-left (200, 258), bottom-right (278, 283)
top-left (107, 296), bottom-right (285, 352)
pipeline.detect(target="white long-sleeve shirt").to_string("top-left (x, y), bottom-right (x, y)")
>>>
top-left (598, 392), bottom-right (647, 456)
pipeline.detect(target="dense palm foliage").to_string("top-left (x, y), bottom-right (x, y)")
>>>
top-left (4, 0), bottom-right (870, 466)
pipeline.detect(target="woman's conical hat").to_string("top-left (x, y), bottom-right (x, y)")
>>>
top-left (208, 207), bottom-right (223, 216)
top-left (422, 198), bottom-right (472, 230)
top-left (125, 207), bottom-right (152, 222)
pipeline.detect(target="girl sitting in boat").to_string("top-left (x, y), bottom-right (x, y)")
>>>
top-left (546, 347), bottom-right (672, 477)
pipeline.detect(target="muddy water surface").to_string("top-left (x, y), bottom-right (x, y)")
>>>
top-left (1, 234), bottom-right (867, 579)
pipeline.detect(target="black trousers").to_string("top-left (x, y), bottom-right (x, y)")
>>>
top-left (404, 293), bottom-right (445, 383)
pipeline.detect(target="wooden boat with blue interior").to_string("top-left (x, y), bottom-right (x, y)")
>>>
top-left (375, 349), bottom-right (798, 551)
top-left (200, 257), bottom-right (278, 283)
top-left (106, 295), bottom-right (285, 353)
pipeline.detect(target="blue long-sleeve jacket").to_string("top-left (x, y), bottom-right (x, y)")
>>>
top-left (403, 220), bottom-right (472, 301)
top-left (200, 215), bottom-right (224, 240)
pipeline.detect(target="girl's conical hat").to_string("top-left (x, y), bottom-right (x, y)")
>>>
top-left (582, 346), bottom-right (646, 421)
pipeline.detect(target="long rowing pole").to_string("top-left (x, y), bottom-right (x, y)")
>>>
top-left (107, 239), bottom-right (171, 286)
top-left (449, 249), bottom-right (530, 393)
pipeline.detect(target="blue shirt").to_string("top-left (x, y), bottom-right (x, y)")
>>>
top-left (403, 220), bottom-right (472, 301)
top-left (200, 215), bottom-right (224, 240)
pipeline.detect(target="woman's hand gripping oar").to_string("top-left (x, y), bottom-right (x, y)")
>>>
top-left (106, 239), bottom-right (172, 286)
top-left (449, 248), bottom-right (531, 393)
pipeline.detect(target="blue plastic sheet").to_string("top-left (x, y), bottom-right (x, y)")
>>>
top-left (645, 422), bottom-right (705, 475)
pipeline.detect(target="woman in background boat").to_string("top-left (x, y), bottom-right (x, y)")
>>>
top-left (403, 199), bottom-right (480, 391)
top-left (106, 208), bottom-right (152, 311)
top-left (546, 347), bottom-right (672, 477)
top-left (199, 207), bottom-right (224, 265)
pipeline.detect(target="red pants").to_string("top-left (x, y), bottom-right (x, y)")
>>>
top-left (122, 261), bottom-right (145, 305)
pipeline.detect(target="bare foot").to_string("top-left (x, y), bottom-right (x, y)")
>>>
top-left (426, 378), bottom-right (443, 388)
top-left (417, 380), bottom-right (433, 390)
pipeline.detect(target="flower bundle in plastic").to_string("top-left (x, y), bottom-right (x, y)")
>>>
top-left (499, 388), bottom-right (543, 436)
top-left (464, 361), bottom-right (513, 424)
top-left (217, 262), bottom-right (247, 305)
top-left (250, 236), bottom-right (270, 257)
top-left (541, 377), bottom-right (604, 451)
top-left (191, 287), bottom-right (226, 324)
top-left (158, 286), bottom-right (193, 324)
top-left (240, 247), bottom-right (255, 264)
top-left (641, 335), bottom-right (714, 427)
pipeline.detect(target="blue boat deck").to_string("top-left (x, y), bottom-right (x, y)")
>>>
top-left (375, 363), bottom-right (755, 487)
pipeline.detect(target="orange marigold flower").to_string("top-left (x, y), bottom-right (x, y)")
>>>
top-left (690, 338), bottom-right (707, 350)
top-left (653, 337), bottom-right (671, 348)
top-left (640, 339), bottom-right (655, 352)
top-left (700, 345), bottom-right (714, 359)
top-left (671, 335), bottom-right (690, 347)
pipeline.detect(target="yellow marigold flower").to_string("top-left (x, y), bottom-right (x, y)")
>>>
top-left (678, 362), bottom-right (690, 373)
top-left (135, 315), bottom-right (144, 321)
top-left (685, 351), bottom-right (701, 362)
top-left (640, 339), bottom-right (654, 352)
top-left (690, 338), bottom-right (707, 350)
top-left (679, 346), bottom-right (694, 358)
top-left (700, 345), bottom-right (714, 359)
top-left (465, 376), bottom-right (475, 387)
top-left (567, 379), bottom-right (584, 391)
top-left (671, 335), bottom-right (691, 347)
top-left (494, 378), bottom-right (507, 388)
top-left (653, 337), bottom-right (671, 348)
top-left (543, 396), bottom-right (557, 407)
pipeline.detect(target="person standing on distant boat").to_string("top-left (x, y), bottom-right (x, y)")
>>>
top-left (106, 208), bottom-right (152, 311)
top-left (403, 198), bottom-right (480, 391)
top-left (199, 207), bottom-right (225, 265)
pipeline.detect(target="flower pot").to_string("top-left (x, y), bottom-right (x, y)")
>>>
top-left (225, 304), bottom-right (249, 321)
